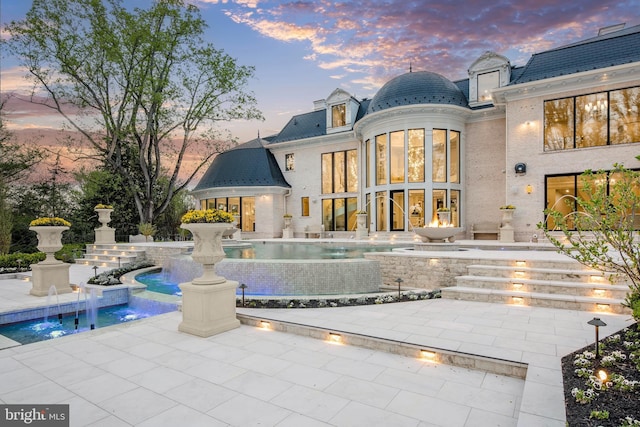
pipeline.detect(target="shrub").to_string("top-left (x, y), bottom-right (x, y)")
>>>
top-left (0, 252), bottom-right (46, 273)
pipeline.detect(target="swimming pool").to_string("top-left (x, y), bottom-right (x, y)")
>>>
top-left (142, 241), bottom-right (408, 297)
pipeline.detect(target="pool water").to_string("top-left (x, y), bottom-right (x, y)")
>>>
top-left (0, 302), bottom-right (175, 345)
top-left (138, 271), bottom-right (182, 296)
top-left (223, 242), bottom-right (409, 260)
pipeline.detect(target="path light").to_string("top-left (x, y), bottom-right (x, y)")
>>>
top-left (395, 278), bottom-right (403, 299)
top-left (92, 265), bottom-right (98, 279)
top-left (239, 283), bottom-right (247, 307)
top-left (587, 317), bottom-right (607, 358)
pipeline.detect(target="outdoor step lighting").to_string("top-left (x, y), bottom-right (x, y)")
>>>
top-left (329, 332), bottom-right (342, 343)
top-left (587, 317), bottom-right (607, 358)
top-left (259, 320), bottom-right (270, 329)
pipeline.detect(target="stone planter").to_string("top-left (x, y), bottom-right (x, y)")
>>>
top-left (356, 213), bottom-right (368, 239)
top-left (414, 226), bottom-right (462, 243)
top-left (29, 226), bottom-right (71, 296)
top-left (95, 208), bottom-right (113, 228)
top-left (94, 208), bottom-right (115, 244)
top-left (178, 222), bottom-right (240, 337)
top-left (499, 209), bottom-right (515, 243)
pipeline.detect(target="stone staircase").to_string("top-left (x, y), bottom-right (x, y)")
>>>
top-left (441, 259), bottom-right (632, 314)
top-left (76, 244), bottom-right (147, 268)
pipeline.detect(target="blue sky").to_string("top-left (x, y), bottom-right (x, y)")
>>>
top-left (2, 0), bottom-right (640, 143)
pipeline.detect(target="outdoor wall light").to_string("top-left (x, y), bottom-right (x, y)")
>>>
top-left (512, 283), bottom-right (523, 290)
top-left (590, 275), bottom-right (604, 282)
top-left (525, 184), bottom-right (533, 194)
top-left (515, 260), bottom-right (526, 266)
top-left (514, 271), bottom-right (526, 277)
top-left (596, 303), bottom-right (610, 311)
top-left (512, 296), bottom-right (524, 304)
top-left (515, 163), bottom-right (527, 174)
top-left (593, 289), bottom-right (605, 296)
top-left (587, 317), bottom-right (607, 358)
top-left (259, 320), bottom-right (271, 329)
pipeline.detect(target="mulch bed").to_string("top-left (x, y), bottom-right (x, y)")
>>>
top-left (562, 322), bottom-right (640, 426)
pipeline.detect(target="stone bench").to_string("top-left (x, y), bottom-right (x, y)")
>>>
top-left (304, 225), bottom-right (323, 238)
top-left (471, 222), bottom-right (499, 240)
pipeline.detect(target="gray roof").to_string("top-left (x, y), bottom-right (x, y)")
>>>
top-left (269, 110), bottom-right (326, 143)
top-left (193, 138), bottom-right (290, 190)
top-left (512, 24), bottom-right (640, 84)
top-left (367, 71), bottom-right (469, 113)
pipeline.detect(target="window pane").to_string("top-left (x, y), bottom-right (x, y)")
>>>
top-left (544, 98), bottom-right (574, 151)
top-left (347, 197), bottom-right (357, 231)
top-left (576, 92), bottom-right (608, 148)
top-left (376, 134), bottom-right (387, 185)
top-left (408, 129), bottom-right (424, 183)
top-left (408, 189), bottom-right (424, 228)
top-left (610, 87), bottom-right (640, 145)
top-left (285, 154), bottom-right (294, 171)
top-left (323, 199), bottom-right (333, 231)
top-left (334, 198), bottom-right (346, 231)
top-left (432, 189), bottom-right (446, 224)
top-left (478, 71), bottom-right (499, 102)
top-left (242, 197), bottom-right (255, 232)
top-left (432, 129), bottom-right (447, 182)
top-left (450, 131), bottom-right (460, 183)
top-left (347, 149), bottom-right (358, 192)
top-left (216, 198), bottom-right (227, 211)
top-left (301, 197), bottom-right (309, 216)
top-left (391, 190), bottom-right (404, 231)
top-left (332, 104), bottom-right (346, 127)
top-left (334, 151), bottom-right (346, 193)
top-left (390, 130), bottom-right (405, 183)
top-left (546, 175), bottom-right (576, 229)
top-left (450, 190), bottom-right (460, 227)
top-left (365, 140), bottom-right (370, 188)
top-left (321, 153), bottom-right (333, 194)
top-left (376, 191), bottom-right (386, 231)
top-left (228, 197), bottom-right (240, 216)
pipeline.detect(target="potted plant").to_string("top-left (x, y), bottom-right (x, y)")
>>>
top-left (94, 204), bottom-right (114, 228)
top-left (283, 213), bottom-right (293, 229)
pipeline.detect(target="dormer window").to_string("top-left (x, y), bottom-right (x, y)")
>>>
top-left (468, 52), bottom-right (511, 107)
top-left (332, 104), bottom-right (346, 127)
top-left (477, 71), bottom-right (499, 102)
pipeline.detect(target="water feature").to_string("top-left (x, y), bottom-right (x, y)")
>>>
top-left (0, 299), bottom-right (176, 345)
top-left (44, 285), bottom-right (63, 325)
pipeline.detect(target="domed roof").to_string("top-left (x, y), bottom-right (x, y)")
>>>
top-left (367, 71), bottom-right (468, 113)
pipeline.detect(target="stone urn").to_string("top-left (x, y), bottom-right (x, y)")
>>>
top-left (500, 208), bottom-right (515, 227)
top-left (29, 225), bottom-right (72, 296)
top-left (180, 222), bottom-right (228, 285)
top-left (95, 208), bottom-right (113, 228)
top-left (29, 226), bottom-right (68, 264)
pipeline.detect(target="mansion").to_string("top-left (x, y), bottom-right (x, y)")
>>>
top-left (192, 24), bottom-right (640, 241)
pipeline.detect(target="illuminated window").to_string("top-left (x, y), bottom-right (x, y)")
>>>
top-left (576, 92), bottom-right (608, 148)
top-left (321, 150), bottom-right (358, 194)
top-left (450, 131), bottom-right (460, 183)
top-left (301, 197), bottom-right (309, 216)
top-left (477, 71), bottom-right (499, 102)
top-left (610, 87), bottom-right (640, 144)
top-left (322, 197), bottom-right (357, 231)
top-left (432, 129), bottom-right (446, 183)
top-left (331, 104), bottom-right (346, 127)
top-left (408, 129), bottom-right (425, 183)
top-left (285, 153), bottom-right (294, 171)
top-left (376, 134), bottom-right (387, 185)
top-left (390, 131), bottom-right (405, 184)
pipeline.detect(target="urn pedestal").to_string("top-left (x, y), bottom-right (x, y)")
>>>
top-left (499, 209), bottom-right (515, 243)
top-left (178, 222), bottom-right (240, 337)
top-left (29, 226), bottom-right (72, 296)
top-left (94, 208), bottom-right (115, 244)
top-left (355, 214), bottom-right (368, 239)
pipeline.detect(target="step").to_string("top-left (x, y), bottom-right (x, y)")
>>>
top-left (455, 275), bottom-right (630, 299)
top-left (465, 264), bottom-right (619, 284)
top-left (86, 248), bottom-right (146, 257)
top-left (75, 259), bottom-right (126, 268)
top-left (441, 286), bottom-right (630, 314)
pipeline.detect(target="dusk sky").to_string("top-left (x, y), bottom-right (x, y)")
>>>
top-left (2, 0), bottom-right (640, 143)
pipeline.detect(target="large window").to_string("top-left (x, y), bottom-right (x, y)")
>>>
top-left (322, 197), bottom-right (357, 231)
top-left (450, 131), bottom-right (460, 183)
top-left (322, 150), bottom-right (357, 194)
top-left (365, 139), bottom-right (371, 187)
top-left (544, 86), bottom-right (640, 151)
